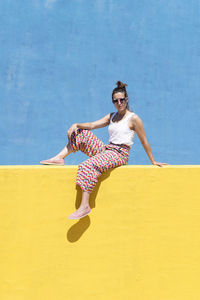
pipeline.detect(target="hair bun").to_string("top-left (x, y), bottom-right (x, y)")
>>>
top-left (116, 81), bottom-right (128, 88)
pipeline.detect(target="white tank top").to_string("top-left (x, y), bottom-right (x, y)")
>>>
top-left (108, 112), bottom-right (136, 147)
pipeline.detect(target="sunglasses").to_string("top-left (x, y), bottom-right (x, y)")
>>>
top-left (112, 98), bottom-right (127, 104)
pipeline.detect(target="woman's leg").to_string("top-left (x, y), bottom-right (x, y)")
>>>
top-left (76, 149), bottom-right (129, 193)
top-left (41, 129), bottom-right (107, 219)
top-left (41, 129), bottom-right (105, 165)
top-left (40, 143), bottom-right (72, 165)
top-left (68, 191), bottom-right (91, 219)
top-left (68, 148), bottom-right (129, 219)
top-left (49, 143), bottom-right (72, 159)
top-left (70, 129), bottom-right (105, 157)
top-left (68, 130), bottom-right (107, 219)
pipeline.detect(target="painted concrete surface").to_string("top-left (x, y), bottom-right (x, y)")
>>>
top-left (0, 1), bottom-right (200, 165)
top-left (0, 165), bottom-right (200, 299)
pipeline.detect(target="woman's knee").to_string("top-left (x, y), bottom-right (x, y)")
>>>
top-left (78, 161), bottom-right (90, 171)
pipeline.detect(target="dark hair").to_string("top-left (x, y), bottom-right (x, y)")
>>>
top-left (112, 81), bottom-right (130, 110)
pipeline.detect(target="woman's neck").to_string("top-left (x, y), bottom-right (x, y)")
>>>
top-left (117, 109), bottom-right (129, 116)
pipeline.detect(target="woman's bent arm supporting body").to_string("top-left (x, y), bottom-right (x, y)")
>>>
top-left (67, 114), bottom-right (111, 139)
top-left (130, 114), bottom-right (168, 167)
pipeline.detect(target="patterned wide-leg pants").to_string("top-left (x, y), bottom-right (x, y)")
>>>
top-left (70, 129), bottom-right (130, 193)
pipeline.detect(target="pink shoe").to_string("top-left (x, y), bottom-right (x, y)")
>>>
top-left (68, 207), bottom-right (91, 220)
top-left (40, 158), bottom-right (65, 165)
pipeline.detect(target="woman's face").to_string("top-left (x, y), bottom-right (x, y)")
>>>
top-left (112, 92), bottom-right (128, 112)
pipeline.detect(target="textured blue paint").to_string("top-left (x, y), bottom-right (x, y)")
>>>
top-left (0, 0), bottom-right (200, 165)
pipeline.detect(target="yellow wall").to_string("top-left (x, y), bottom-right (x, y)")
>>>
top-left (0, 165), bottom-right (200, 300)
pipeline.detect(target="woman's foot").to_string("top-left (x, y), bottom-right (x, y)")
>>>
top-left (68, 206), bottom-right (91, 220)
top-left (40, 157), bottom-right (65, 165)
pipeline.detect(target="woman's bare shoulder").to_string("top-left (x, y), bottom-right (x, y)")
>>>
top-left (130, 112), bottom-right (139, 121)
top-left (130, 112), bottom-right (142, 121)
top-left (129, 113), bottom-right (143, 130)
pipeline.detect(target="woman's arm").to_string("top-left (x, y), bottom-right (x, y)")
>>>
top-left (67, 114), bottom-right (111, 139)
top-left (130, 115), bottom-right (168, 167)
top-left (80, 113), bottom-right (111, 130)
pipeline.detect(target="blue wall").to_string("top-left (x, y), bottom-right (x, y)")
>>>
top-left (0, 0), bottom-right (200, 165)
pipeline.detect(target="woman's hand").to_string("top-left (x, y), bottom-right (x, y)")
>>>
top-left (67, 123), bottom-right (78, 139)
top-left (152, 161), bottom-right (169, 167)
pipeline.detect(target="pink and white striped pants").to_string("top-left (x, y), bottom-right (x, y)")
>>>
top-left (70, 129), bottom-right (130, 193)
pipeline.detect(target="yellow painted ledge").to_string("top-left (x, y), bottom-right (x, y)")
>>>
top-left (0, 165), bottom-right (200, 300)
top-left (1, 164), bottom-right (200, 168)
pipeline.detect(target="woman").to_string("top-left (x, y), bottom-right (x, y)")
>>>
top-left (40, 81), bottom-right (168, 219)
